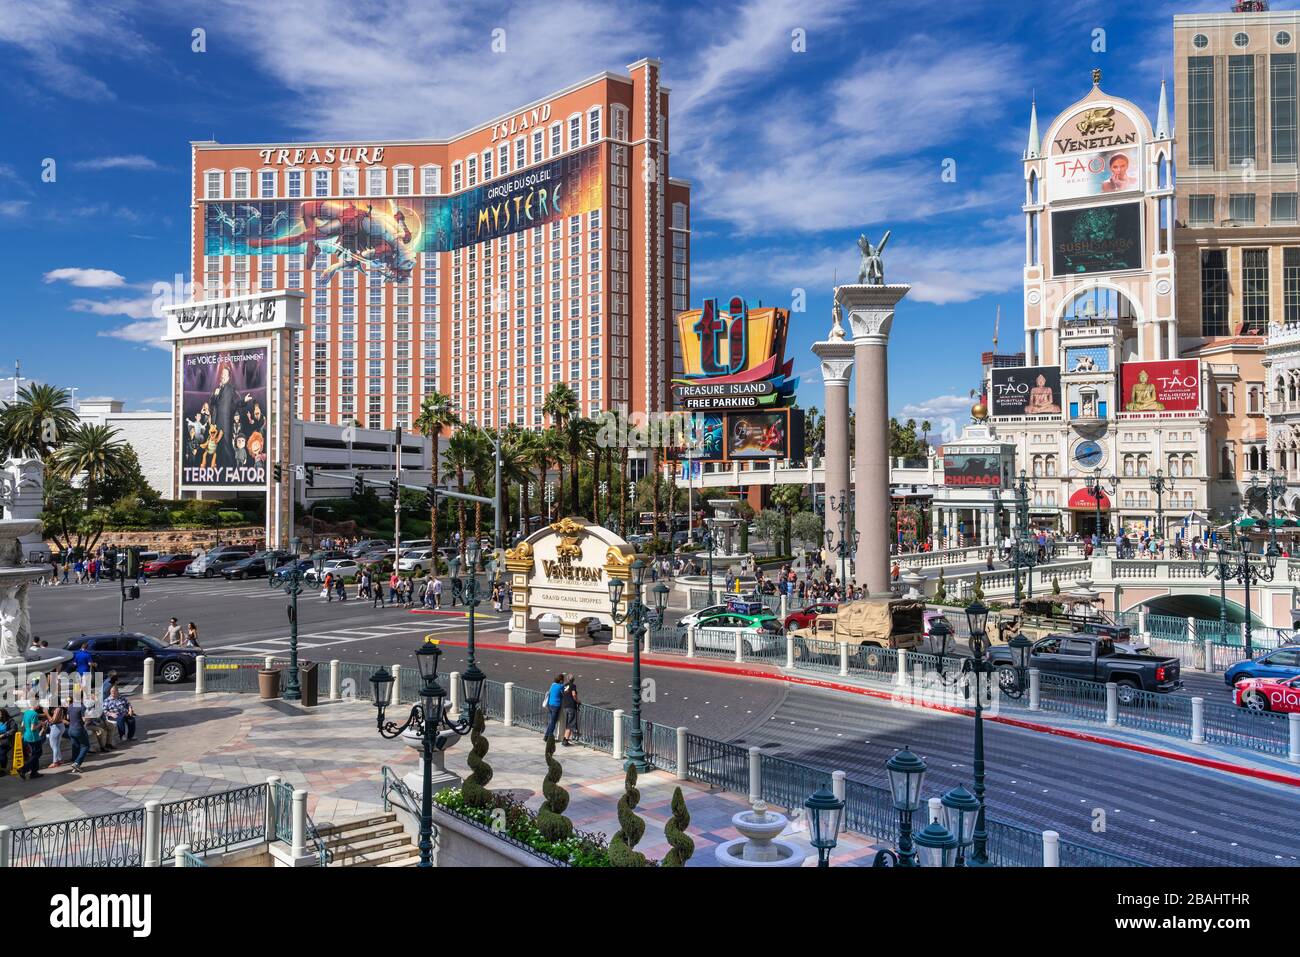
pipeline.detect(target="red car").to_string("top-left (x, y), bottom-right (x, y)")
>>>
top-left (784, 602), bottom-right (839, 632)
top-left (144, 553), bottom-right (194, 577)
top-left (1233, 674), bottom-right (1300, 713)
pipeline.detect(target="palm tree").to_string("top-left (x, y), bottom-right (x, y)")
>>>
top-left (0, 383), bottom-right (78, 462)
top-left (497, 426), bottom-right (534, 541)
top-left (770, 484), bottom-right (805, 556)
top-left (542, 427), bottom-right (567, 518)
top-left (921, 419), bottom-right (932, 449)
top-left (441, 430), bottom-right (478, 564)
top-left (415, 392), bottom-right (460, 544)
top-left (468, 429), bottom-right (494, 554)
top-left (51, 423), bottom-right (130, 507)
top-left (542, 383), bottom-right (579, 512)
top-left (565, 416), bottom-right (598, 520)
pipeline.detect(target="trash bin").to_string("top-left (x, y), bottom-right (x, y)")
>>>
top-left (299, 662), bottom-right (319, 707)
top-left (258, 668), bottom-right (281, 699)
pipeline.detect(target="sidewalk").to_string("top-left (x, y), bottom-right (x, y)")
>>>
top-left (0, 690), bottom-right (885, 866)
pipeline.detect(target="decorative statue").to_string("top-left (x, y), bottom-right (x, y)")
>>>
top-left (857, 230), bottom-right (891, 285)
top-left (829, 299), bottom-right (846, 340)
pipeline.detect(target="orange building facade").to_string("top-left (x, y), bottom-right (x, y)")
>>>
top-left (189, 59), bottom-right (690, 434)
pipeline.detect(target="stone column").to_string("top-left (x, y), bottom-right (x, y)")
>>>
top-left (840, 283), bottom-right (911, 595)
top-left (814, 334), bottom-right (855, 554)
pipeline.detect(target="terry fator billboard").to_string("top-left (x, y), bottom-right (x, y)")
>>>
top-left (180, 346), bottom-right (270, 488)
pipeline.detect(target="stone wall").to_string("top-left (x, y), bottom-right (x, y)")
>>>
top-left (430, 806), bottom-right (560, 867)
top-left (47, 526), bottom-right (266, 554)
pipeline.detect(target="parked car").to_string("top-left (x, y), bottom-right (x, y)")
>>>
top-left (1233, 673), bottom-right (1300, 713)
top-left (348, 539), bottom-right (390, 558)
top-left (537, 614), bottom-right (603, 639)
top-left (675, 604), bottom-right (729, 638)
top-left (987, 633), bottom-right (1182, 703)
top-left (60, 633), bottom-right (199, 684)
top-left (306, 559), bottom-right (361, 583)
top-left (1223, 644), bottom-right (1300, 687)
top-left (143, 553), bottom-right (193, 577)
top-left (784, 601), bottom-right (839, 632)
top-left (222, 550), bottom-right (295, 580)
top-left (693, 610), bottom-right (785, 656)
top-left (271, 558), bottom-right (315, 584)
top-left (398, 548), bottom-right (435, 574)
top-left (389, 539), bottom-right (432, 556)
top-left (355, 549), bottom-right (392, 566)
top-left (184, 546), bottom-right (254, 578)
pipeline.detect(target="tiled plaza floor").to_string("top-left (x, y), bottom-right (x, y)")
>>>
top-left (0, 689), bottom-right (884, 866)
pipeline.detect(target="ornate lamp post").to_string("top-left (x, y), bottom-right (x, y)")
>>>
top-left (703, 524), bottom-right (717, 605)
top-left (872, 747), bottom-right (927, 867)
top-left (1008, 469), bottom-right (1038, 606)
top-left (1148, 469), bottom-right (1174, 542)
top-left (1085, 470), bottom-right (1117, 553)
top-left (940, 783), bottom-right (981, 867)
top-left (825, 493), bottom-right (855, 586)
top-left (1201, 540), bottom-right (1277, 660)
top-left (1252, 469), bottom-right (1289, 554)
top-left (545, 480), bottom-right (556, 521)
top-left (368, 640), bottom-right (481, 867)
top-left (265, 537), bottom-right (319, 701)
top-left (627, 483), bottom-right (636, 539)
top-left (804, 787), bottom-right (846, 867)
top-left (459, 538), bottom-right (486, 700)
top-left (961, 599), bottom-right (994, 866)
top-left (608, 559), bottom-right (670, 772)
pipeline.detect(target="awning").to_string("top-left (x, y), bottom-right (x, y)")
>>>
top-left (1068, 487), bottom-right (1111, 510)
top-left (1237, 517), bottom-right (1258, 528)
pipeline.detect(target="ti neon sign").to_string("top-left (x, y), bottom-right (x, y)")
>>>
top-left (692, 296), bottom-right (751, 377)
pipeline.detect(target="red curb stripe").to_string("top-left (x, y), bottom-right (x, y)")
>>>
top-left (426, 637), bottom-right (1300, 787)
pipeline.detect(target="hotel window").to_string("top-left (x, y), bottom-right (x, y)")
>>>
top-left (231, 170), bottom-right (249, 199)
top-left (260, 255), bottom-right (275, 289)
top-left (1248, 383), bottom-right (1264, 413)
top-left (339, 168), bottom-right (358, 196)
top-left (1286, 249), bottom-right (1300, 324)
top-left (259, 170), bottom-right (276, 198)
top-left (1229, 55), bottom-right (1256, 166)
top-left (466, 155), bottom-right (477, 187)
top-left (1237, 248), bottom-right (1268, 335)
top-left (205, 170), bottom-right (223, 199)
top-left (550, 123), bottom-right (562, 156)
top-left (481, 149), bottom-right (492, 181)
top-left (1201, 249), bottom-right (1230, 336)
top-left (568, 114), bottom-right (582, 150)
top-left (588, 107), bottom-right (602, 142)
top-left (1230, 193), bottom-right (1256, 224)
top-left (421, 165), bottom-right (441, 195)
top-left (286, 169), bottom-right (303, 197)
top-left (1273, 53), bottom-right (1298, 164)
top-left (452, 162), bottom-right (462, 192)
top-left (394, 166), bottom-right (412, 195)
top-left (529, 129), bottom-right (541, 164)
top-left (314, 169), bottom-right (331, 196)
top-left (1275, 193), bottom-right (1298, 224)
top-left (1189, 194), bottom-right (1215, 225)
top-left (612, 105), bottom-right (627, 141)
top-left (515, 137), bottom-right (525, 170)
top-left (367, 167), bottom-right (386, 195)
top-left (1188, 56), bottom-right (1215, 167)
top-left (498, 143), bottom-right (509, 176)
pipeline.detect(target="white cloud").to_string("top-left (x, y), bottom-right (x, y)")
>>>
top-left (0, 200), bottom-right (30, 218)
top-left (97, 319), bottom-right (167, 350)
top-left (43, 267), bottom-right (128, 288)
top-left (896, 394), bottom-right (975, 421)
top-left (72, 155), bottom-right (160, 171)
top-left (71, 295), bottom-right (158, 320)
top-left (0, 0), bottom-right (153, 101)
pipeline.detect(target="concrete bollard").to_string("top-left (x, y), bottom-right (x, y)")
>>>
top-left (143, 800), bottom-right (161, 867)
top-left (686, 626), bottom-right (696, 658)
top-left (1204, 638), bottom-right (1215, 674)
top-left (896, 649), bottom-right (908, 687)
top-left (748, 746), bottom-right (761, 803)
top-left (676, 726), bottom-right (688, 781)
top-left (174, 843), bottom-right (191, 868)
top-left (264, 656), bottom-right (274, 671)
top-left (1290, 713), bottom-right (1300, 765)
top-left (142, 658), bottom-right (154, 696)
top-left (390, 664), bottom-right (401, 707)
top-left (1105, 683), bottom-right (1119, 727)
top-left (448, 671), bottom-right (462, 717)
top-left (780, 593), bottom-right (788, 621)
top-left (839, 643), bottom-right (849, 677)
top-left (833, 770), bottom-right (846, 804)
top-left (785, 634), bottom-right (794, 670)
top-left (734, 633), bottom-right (743, 663)
top-left (329, 660), bottom-right (340, 701)
top-left (1191, 697), bottom-right (1205, 744)
top-left (0, 825), bottom-right (10, 867)
top-left (928, 796), bottom-right (943, 824)
top-left (503, 682), bottom-right (514, 727)
top-left (264, 775), bottom-right (282, 841)
top-left (612, 708), bottom-right (625, 758)
top-left (1028, 668), bottom-right (1041, 711)
top-left (1138, 610), bottom-right (1147, 636)
top-left (291, 789), bottom-right (307, 859)
top-left (194, 655), bottom-right (206, 695)
top-left (1043, 830), bottom-right (1060, 867)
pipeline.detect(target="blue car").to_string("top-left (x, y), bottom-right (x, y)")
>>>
top-left (271, 558), bottom-right (314, 584)
top-left (61, 633), bottom-right (200, 684)
top-left (1223, 644), bottom-right (1300, 686)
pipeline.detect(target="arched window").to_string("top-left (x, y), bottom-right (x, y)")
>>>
top-left (1219, 387), bottom-right (1232, 414)
top-left (1279, 377), bottom-right (1288, 403)
top-left (1139, 491), bottom-right (1150, 507)
top-left (1137, 454), bottom-right (1149, 477)
top-left (1184, 491), bottom-right (1194, 508)
top-left (1028, 170), bottom-right (1039, 205)
top-left (1123, 454), bottom-right (1135, 477)
top-left (1063, 286), bottom-right (1139, 324)
top-left (1157, 153), bottom-right (1169, 189)
top-left (1168, 455), bottom-right (1180, 477)
top-left (1183, 453), bottom-right (1194, 475)
top-left (1045, 454), bottom-right (1057, 477)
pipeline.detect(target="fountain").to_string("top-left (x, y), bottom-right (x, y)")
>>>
top-left (714, 801), bottom-right (808, 867)
top-left (674, 498), bottom-right (758, 608)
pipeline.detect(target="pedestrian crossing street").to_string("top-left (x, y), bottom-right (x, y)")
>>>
top-left (204, 614), bottom-right (509, 656)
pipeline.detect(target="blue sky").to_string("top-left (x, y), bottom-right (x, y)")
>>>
top-left (0, 0), bottom-right (1225, 440)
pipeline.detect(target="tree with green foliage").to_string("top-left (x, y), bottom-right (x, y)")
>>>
top-left (51, 424), bottom-right (131, 508)
top-left (542, 383), bottom-right (580, 514)
top-left (972, 570), bottom-right (985, 602)
top-left (0, 383), bottom-right (79, 462)
top-left (770, 485), bottom-right (804, 555)
top-left (934, 567), bottom-right (948, 605)
top-left (608, 764), bottom-right (649, 867)
top-left (414, 391), bottom-right (460, 539)
top-left (462, 710), bottom-right (494, 808)
top-left (661, 786), bottom-right (694, 867)
top-left (537, 736), bottom-right (573, 842)
top-left (791, 510), bottom-right (823, 549)
top-left (754, 509), bottom-right (784, 551)
top-left (889, 417), bottom-right (928, 459)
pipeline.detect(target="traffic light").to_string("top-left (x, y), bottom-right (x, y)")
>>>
top-left (352, 474), bottom-right (365, 499)
top-left (425, 484), bottom-right (438, 512)
top-left (388, 479), bottom-right (400, 500)
top-left (273, 463), bottom-right (283, 483)
top-left (124, 547), bottom-right (140, 581)
top-left (305, 465), bottom-right (315, 488)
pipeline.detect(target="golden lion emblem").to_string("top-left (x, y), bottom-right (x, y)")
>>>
top-left (1075, 107), bottom-right (1115, 136)
top-left (504, 541), bottom-right (533, 562)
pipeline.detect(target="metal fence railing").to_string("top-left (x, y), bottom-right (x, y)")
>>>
top-left (8, 807), bottom-right (146, 867)
top-left (201, 658), bottom-right (263, 694)
top-left (159, 784), bottom-right (266, 857)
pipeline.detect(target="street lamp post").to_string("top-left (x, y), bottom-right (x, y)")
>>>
top-left (1148, 469), bottom-right (1174, 542)
top-left (608, 559), bottom-right (670, 773)
top-left (265, 537), bottom-right (319, 702)
top-left (961, 600), bottom-right (994, 866)
top-left (1086, 470), bottom-right (1117, 553)
top-left (458, 538), bottom-right (486, 693)
top-left (627, 484), bottom-right (636, 540)
top-left (703, 524), bottom-right (717, 605)
top-left (872, 747), bottom-right (928, 867)
top-left (368, 640), bottom-right (483, 867)
top-left (1253, 469), bottom-right (1289, 555)
top-left (1201, 540), bottom-right (1277, 660)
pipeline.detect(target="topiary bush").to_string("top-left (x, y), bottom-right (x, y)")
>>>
top-left (537, 736), bottom-right (573, 842)
top-left (934, 567), bottom-right (947, 605)
top-left (608, 764), bottom-right (649, 867)
top-left (461, 709), bottom-right (493, 808)
top-left (661, 786), bottom-right (694, 867)
top-left (973, 570), bottom-right (985, 602)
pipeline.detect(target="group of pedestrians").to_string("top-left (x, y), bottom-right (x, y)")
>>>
top-left (543, 673), bottom-right (582, 745)
top-left (1, 676), bottom-right (138, 779)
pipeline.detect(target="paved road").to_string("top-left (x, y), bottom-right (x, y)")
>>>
top-left (26, 576), bottom-right (1298, 866)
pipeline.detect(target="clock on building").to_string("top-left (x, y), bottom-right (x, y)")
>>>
top-left (1074, 440), bottom-right (1105, 469)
